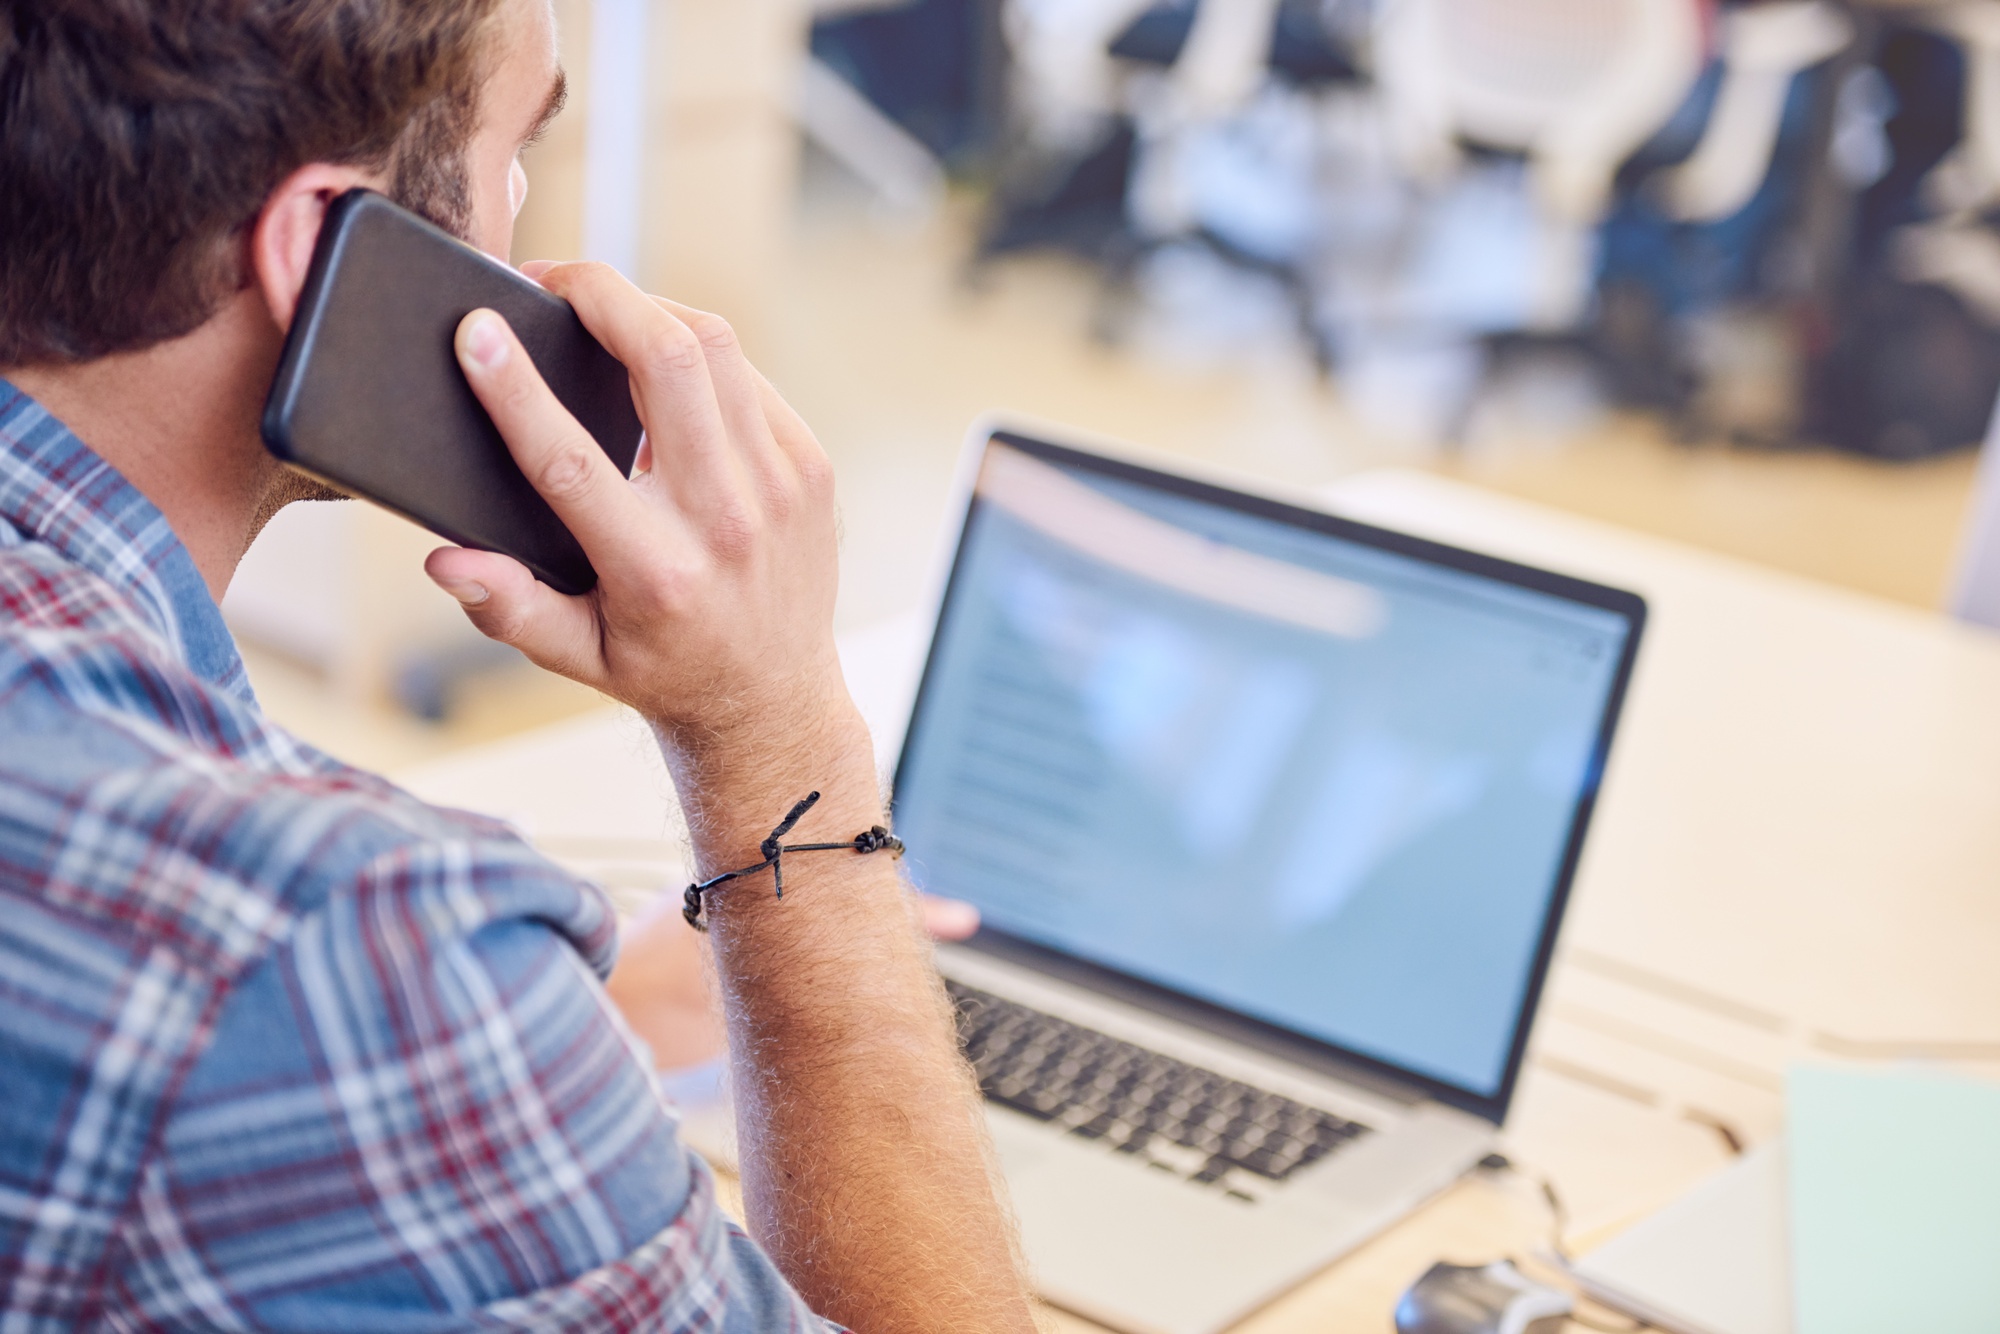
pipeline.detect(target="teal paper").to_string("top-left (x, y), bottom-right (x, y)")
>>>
top-left (1789, 1066), bottom-right (2000, 1334)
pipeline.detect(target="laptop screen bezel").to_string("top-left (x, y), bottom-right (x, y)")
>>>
top-left (892, 428), bottom-right (1648, 1125)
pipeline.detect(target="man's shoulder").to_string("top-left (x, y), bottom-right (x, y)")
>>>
top-left (0, 520), bottom-right (618, 1071)
top-left (0, 556), bottom-right (599, 984)
top-left (0, 528), bottom-right (242, 742)
top-left (0, 536), bottom-right (632, 1320)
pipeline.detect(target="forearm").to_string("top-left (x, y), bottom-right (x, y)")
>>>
top-left (437, 272), bottom-right (1029, 1329)
top-left (665, 700), bottom-right (1036, 1334)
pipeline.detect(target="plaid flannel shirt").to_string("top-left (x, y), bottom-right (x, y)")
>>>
top-left (0, 381), bottom-right (841, 1332)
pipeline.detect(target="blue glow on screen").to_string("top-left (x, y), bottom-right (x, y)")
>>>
top-left (894, 445), bottom-right (1629, 1098)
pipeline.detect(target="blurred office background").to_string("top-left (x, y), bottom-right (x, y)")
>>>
top-left (225, 0), bottom-right (2000, 767)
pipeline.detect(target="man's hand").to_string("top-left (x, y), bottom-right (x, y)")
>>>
top-left (427, 262), bottom-right (1036, 1334)
top-left (424, 262), bottom-right (855, 794)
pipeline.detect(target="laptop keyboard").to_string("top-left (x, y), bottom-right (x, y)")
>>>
top-left (947, 979), bottom-right (1372, 1196)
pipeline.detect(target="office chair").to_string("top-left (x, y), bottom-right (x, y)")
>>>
top-left (976, 0), bottom-right (1365, 354)
top-left (1370, 0), bottom-right (1709, 330)
top-left (1908, 1), bottom-right (2000, 215)
top-left (1280, 0), bottom-right (1709, 445)
top-left (1374, 0), bottom-right (1709, 222)
top-left (1803, 2), bottom-right (2000, 458)
top-left (1656, 0), bottom-right (1855, 223)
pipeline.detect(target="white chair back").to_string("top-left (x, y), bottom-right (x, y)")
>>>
top-left (1375, 0), bottom-right (1708, 222)
top-left (1660, 1), bottom-right (1853, 223)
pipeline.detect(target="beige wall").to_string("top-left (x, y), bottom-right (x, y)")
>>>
top-left (510, 0), bottom-right (594, 265)
top-left (515, 0), bottom-right (807, 354)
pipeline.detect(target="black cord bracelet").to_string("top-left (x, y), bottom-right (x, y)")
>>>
top-left (681, 791), bottom-right (905, 931)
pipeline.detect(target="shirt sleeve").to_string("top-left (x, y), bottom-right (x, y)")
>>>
top-left (103, 837), bottom-right (844, 1333)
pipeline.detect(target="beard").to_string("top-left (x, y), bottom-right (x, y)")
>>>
top-left (389, 88), bottom-right (478, 244)
top-left (247, 465), bottom-right (351, 546)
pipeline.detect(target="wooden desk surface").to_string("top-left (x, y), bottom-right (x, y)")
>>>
top-left (396, 470), bottom-right (2000, 1332)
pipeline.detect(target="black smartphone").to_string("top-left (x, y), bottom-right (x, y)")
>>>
top-left (261, 189), bottom-right (642, 595)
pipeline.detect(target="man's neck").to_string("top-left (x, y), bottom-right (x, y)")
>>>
top-left (4, 292), bottom-right (290, 603)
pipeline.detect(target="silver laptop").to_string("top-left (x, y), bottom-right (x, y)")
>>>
top-left (891, 428), bottom-right (1647, 1334)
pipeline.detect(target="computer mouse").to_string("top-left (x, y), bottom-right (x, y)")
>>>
top-left (1393, 1260), bottom-right (1574, 1334)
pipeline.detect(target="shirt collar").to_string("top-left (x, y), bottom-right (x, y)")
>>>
top-left (0, 378), bottom-right (253, 701)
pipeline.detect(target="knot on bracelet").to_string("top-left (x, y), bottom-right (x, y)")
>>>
top-left (682, 791), bottom-right (905, 931)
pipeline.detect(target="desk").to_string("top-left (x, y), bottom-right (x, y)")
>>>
top-left (394, 470), bottom-right (2000, 1332)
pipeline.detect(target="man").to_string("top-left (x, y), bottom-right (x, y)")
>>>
top-left (0, 1), bottom-right (1035, 1329)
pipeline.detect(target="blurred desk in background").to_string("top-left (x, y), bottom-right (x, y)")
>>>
top-left (394, 469), bottom-right (2000, 1333)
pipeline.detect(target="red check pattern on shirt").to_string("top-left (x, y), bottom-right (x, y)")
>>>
top-left (0, 382), bottom-right (840, 1332)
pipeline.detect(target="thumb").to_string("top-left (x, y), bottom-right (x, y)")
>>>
top-left (425, 545), bottom-right (605, 683)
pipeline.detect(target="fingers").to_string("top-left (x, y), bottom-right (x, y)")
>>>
top-left (649, 295), bottom-right (790, 493)
top-left (534, 265), bottom-right (744, 515)
top-left (535, 265), bottom-right (826, 528)
top-left (919, 895), bottom-right (981, 942)
top-left (643, 296), bottom-right (830, 502)
top-left (455, 309), bottom-right (663, 581)
top-left (425, 544), bottom-right (606, 683)
top-left (502, 264), bottom-right (834, 590)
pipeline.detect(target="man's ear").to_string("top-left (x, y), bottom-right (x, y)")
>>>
top-left (250, 164), bottom-right (383, 331)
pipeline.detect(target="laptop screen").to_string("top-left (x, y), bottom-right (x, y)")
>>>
top-left (893, 433), bottom-right (1644, 1116)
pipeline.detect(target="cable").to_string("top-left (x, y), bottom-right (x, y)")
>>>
top-left (1475, 1153), bottom-right (1574, 1266)
top-left (1474, 1154), bottom-right (1658, 1333)
top-left (1681, 1107), bottom-right (1747, 1157)
top-left (1538, 1174), bottom-right (1574, 1267)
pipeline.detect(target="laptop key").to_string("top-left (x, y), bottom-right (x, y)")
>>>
top-left (1189, 1157), bottom-right (1234, 1185)
top-left (948, 978), bottom-right (1375, 1187)
top-left (1074, 1113), bottom-right (1122, 1141)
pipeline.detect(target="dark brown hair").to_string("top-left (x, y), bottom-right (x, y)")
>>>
top-left (0, 0), bottom-right (503, 366)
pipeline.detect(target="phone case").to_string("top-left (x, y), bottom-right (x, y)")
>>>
top-left (261, 189), bottom-right (643, 595)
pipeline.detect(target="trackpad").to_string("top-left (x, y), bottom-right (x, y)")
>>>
top-left (991, 1118), bottom-right (1352, 1334)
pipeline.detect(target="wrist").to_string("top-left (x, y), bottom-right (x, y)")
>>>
top-left (655, 687), bottom-right (884, 870)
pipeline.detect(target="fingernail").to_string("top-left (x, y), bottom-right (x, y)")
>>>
top-left (463, 313), bottom-right (508, 371)
top-left (927, 899), bottom-right (981, 935)
top-left (437, 577), bottom-right (489, 606)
